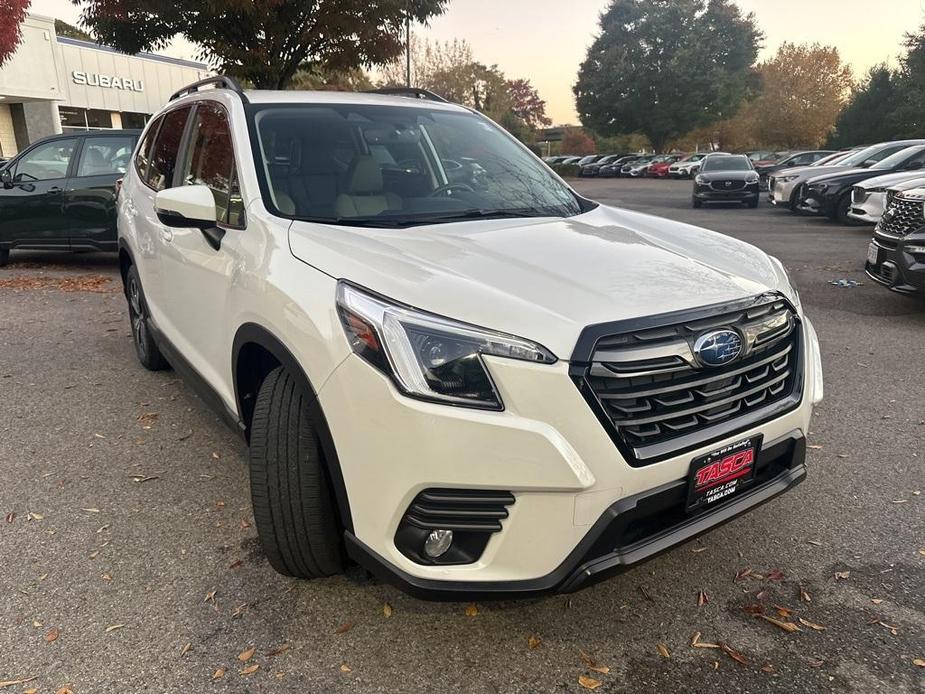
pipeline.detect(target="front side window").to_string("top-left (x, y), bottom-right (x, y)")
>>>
top-left (180, 102), bottom-right (243, 225)
top-left (148, 106), bottom-right (191, 191)
top-left (134, 116), bottom-right (162, 182)
top-left (252, 104), bottom-right (583, 227)
top-left (14, 139), bottom-right (76, 181)
top-left (75, 136), bottom-right (136, 177)
top-left (872, 145), bottom-right (925, 171)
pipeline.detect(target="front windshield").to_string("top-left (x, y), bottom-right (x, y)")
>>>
top-left (871, 145), bottom-right (925, 170)
top-left (252, 103), bottom-right (583, 227)
top-left (701, 156), bottom-right (752, 172)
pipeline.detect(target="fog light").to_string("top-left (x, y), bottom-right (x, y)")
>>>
top-left (424, 529), bottom-right (453, 558)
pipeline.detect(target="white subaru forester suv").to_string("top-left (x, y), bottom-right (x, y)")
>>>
top-left (118, 77), bottom-right (823, 598)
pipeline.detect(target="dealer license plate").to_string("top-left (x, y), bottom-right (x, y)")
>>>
top-left (867, 242), bottom-right (879, 266)
top-left (686, 436), bottom-right (761, 513)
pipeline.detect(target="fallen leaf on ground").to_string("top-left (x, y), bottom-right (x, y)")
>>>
top-left (807, 444), bottom-right (823, 450)
top-left (913, 658), bottom-right (925, 667)
top-left (720, 642), bottom-right (747, 666)
top-left (383, 602), bottom-right (393, 618)
top-left (871, 598), bottom-right (884, 604)
top-left (657, 643), bottom-right (670, 658)
top-left (578, 675), bottom-right (602, 690)
top-left (465, 603), bottom-right (478, 617)
top-left (691, 547), bottom-right (708, 553)
top-left (239, 664), bottom-right (259, 676)
top-left (228, 559), bottom-right (243, 569)
top-left (265, 643), bottom-right (289, 657)
top-left (773, 605), bottom-right (793, 618)
top-left (340, 664), bottom-right (351, 673)
top-left (45, 627), bottom-right (59, 643)
top-left (834, 571), bottom-right (850, 580)
top-left (799, 618), bottom-right (826, 631)
top-left (579, 650), bottom-right (610, 674)
top-left (528, 635), bottom-right (541, 649)
top-left (807, 658), bottom-right (825, 668)
top-left (238, 646), bottom-right (256, 662)
top-left (212, 668), bottom-right (225, 680)
top-left (743, 603), bottom-right (764, 616)
top-left (81, 507), bottom-right (101, 513)
top-left (690, 632), bottom-right (719, 649)
top-left (697, 590), bottom-right (709, 607)
top-left (807, 540), bottom-right (822, 546)
top-left (761, 663), bottom-right (774, 673)
top-left (180, 642), bottom-right (192, 656)
top-left (204, 589), bottom-right (217, 603)
top-left (55, 688), bottom-right (74, 694)
top-left (28, 512), bottom-right (44, 521)
top-left (758, 615), bottom-right (801, 633)
top-left (104, 624), bottom-right (125, 633)
top-left (101, 572), bottom-right (112, 581)
top-left (879, 621), bottom-right (899, 636)
top-left (0, 677), bottom-right (37, 689)
top-left (239, 519), bottom-right (252, 529)
top-left (335, 622), bottom-right (352, 634)
top-left (638, 585), bottom-right (654, 601)
top-left (800, 586), bottom-right (812, 602)
top-left (766, 569), bottom-right (785, 581)
top-left (4, 512), bottom-right (14, 523)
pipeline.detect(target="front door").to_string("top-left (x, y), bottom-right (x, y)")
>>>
top-left (154, 101), bottom-right (244, 407)
top-left (0, 138), bottom-right (77, 250)
top-left (65, 134), bottom-right (138, 251)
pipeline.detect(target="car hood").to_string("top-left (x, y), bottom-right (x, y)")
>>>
top-left (773, 164), bottom-right (851, 179)
top-left (697, 170), bottom-right (757, 181)
top-left (856, 170), bottom-right (925, 191)
top-left (288, 205), bottom-right (785, 359)
top-left (806, 167), bottom-right (891, 186)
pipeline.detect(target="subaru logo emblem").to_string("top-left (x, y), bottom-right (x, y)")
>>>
top-left (693, 329), bottom-right (743, 367)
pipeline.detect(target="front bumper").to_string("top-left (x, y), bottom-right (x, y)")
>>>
top-left (693, 182), bottom-right (759, 202)
top-left (319, 318), bottom-right (821, 598)
top-left (848, 192), bottom-right (885, 224)
top-left (865, 231), bottom-right (925, 295)
top-left (768, 178), bottom-right (799, 207)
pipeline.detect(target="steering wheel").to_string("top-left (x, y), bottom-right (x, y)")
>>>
top-left (429, 183), bottom-right (475, 198)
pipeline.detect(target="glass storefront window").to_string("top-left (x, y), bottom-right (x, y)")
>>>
top-left (59, 107), bottom-right (114, 131)
top-left (121, 112), bottom-right (148, 129)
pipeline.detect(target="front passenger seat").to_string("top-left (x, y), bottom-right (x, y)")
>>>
top-left (334, 156), bottom-right (401, 218)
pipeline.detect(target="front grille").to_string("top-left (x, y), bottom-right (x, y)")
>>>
top-left (885, 189), bottom-right (898, 208)
top-left (710, 179), bottom-right (746, 191)
top-left (572, 295), bottom-right (803, 466)
top-left (878, 194), bottom-right (925, 237)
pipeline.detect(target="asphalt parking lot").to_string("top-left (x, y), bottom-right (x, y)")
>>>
top-left (1, 178), bottom-right (923, 694)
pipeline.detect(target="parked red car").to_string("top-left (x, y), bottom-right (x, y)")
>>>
top-left (646, 154), bottom-right (685, 178)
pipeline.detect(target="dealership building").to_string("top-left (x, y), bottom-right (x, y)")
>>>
top-left (0, 14), bottom-right (209, 158)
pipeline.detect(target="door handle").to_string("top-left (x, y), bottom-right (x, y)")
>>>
top-left (48, 187), bottom-right (62, 195)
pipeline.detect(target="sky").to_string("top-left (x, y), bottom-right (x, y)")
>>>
top-left (29, 0), bottom-right (925, 124)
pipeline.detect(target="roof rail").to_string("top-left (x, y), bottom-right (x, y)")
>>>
top-left (169, 75), bottom-right (249, 103)
top-left (365, 87), bottom-right (448, 103)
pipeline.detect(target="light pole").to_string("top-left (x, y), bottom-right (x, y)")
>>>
top-left (405, 8), bottom-right (411, 87)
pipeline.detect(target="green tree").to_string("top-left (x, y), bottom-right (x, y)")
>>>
top-left (74, 0), bottom-right (448, 89)
top-left (561, 128), bottom-right (597, 155)
top-left (826, 66), bottom-right (901, 147)
top-left (289, 67), bottom-right (374, 91)
top-left (574, 0), bottom-right (762, 152)
top-left (888, 23), bottom-right (925, 139)
top-left (55, 18), bottom-right (94, 41)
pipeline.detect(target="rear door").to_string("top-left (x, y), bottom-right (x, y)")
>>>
top-left (0, 137), bottom-right (78, 250)
top-left (65, 133), bottom-right (138, 250)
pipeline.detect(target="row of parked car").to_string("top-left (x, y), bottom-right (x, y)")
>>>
top-left (760, 139), bottom-right (925, 297)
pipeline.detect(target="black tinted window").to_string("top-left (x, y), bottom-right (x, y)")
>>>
top-left (134, 116), bottom-right (162, 181)
top-left (76, 136), bottom-right (136, 177)
top-left (701, 156), bottom-right (752, 172)
top-left (148, 106), bottom-right (191, 190)
top-left (181, 102), bottom-right (243, 226)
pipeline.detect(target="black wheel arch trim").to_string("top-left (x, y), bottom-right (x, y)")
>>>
top-left (232, 322), bottom-right (354, 533)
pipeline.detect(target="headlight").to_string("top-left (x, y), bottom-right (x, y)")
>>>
top-left (868, 187), bottom-right (885, 193)
top-left (336, 282), bottom-right (556, 410)
top-left (778, 175), bottom-right (797, 183)
top-left (768, 256), bottom-right (801, 310)
top-left (745, 173), bottom-right (759, 183)
top-left (694, 174), bottom-right (705, 185)
top-left (808, 183), bottom-right (829, 193)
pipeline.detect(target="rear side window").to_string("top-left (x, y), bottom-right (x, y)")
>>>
top-left (147, 106), bottom-right (191, 190)
top-left (180, 102), bottom-right (243, 226)
top-left (134, 117), bottom-right (162, 181)
top-left (76, 136), bottom-right (136, 177)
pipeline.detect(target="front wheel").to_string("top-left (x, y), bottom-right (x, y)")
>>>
top-left (833, 192), bottom-right (852, 224)
top-left (125, 265), bottom-right (168, 371)
top-left (747, 198), bottom-right (759, 209)
top-left (0, 248), bottom-right (9, 267)
top-left (249, 367), bottom-right (344, 579)
top-left (692, 198), bottom-right (702, 209)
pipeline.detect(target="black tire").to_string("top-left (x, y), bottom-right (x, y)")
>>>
top-left (747, 198), bottom-right (759, 208)
top-left (0, 248), bottom-right (8, 267)
top-left (692, 198), bottom-right (702, 209)
top-left (125, 264), bottom-right (168, 371)
top-left (833, 192), bottom-right (852, 224)
top-left (788, 188), bottom-right (802, 212)
top-left (249, 367), bottom-right (343, 579)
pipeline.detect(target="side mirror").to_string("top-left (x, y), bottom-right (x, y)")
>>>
top-left (860, 159), bottom-right (877, 168)
top-left (155, 185), bottom-right (225, 250)
top-left (0, 168), bottom-right (12, 189)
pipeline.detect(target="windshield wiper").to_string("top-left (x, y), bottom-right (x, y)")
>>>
top-left (307, 209), bottom-right (565, 229)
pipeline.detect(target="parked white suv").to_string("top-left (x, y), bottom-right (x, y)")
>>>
top-left (117, 77), bottom-right (823, 598)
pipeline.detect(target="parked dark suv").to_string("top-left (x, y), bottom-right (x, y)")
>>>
top-left (0, 129), bottom-right (139, 265)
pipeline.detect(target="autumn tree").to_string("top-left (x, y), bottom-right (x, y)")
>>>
top-left (574, 0), bottom-right (761, 152)
top-left (55, 18), bottom-right (93, 41)
top-left (748, 43), bottom-right (852, 147)
top-left (289, 67), bottom-right (374, 92)
top-left (561, 128), bottom-right (597, 155)
top-left (507, 78), bottom-right (551, 130)
top-left (887, 23), bottom-right (925, 139)
top-left (0, 0), bottom-right (31, 66)
top-left (379, 35), bottom-right (474, 91)
top-left (74, 0), bottom-right (448, 89)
